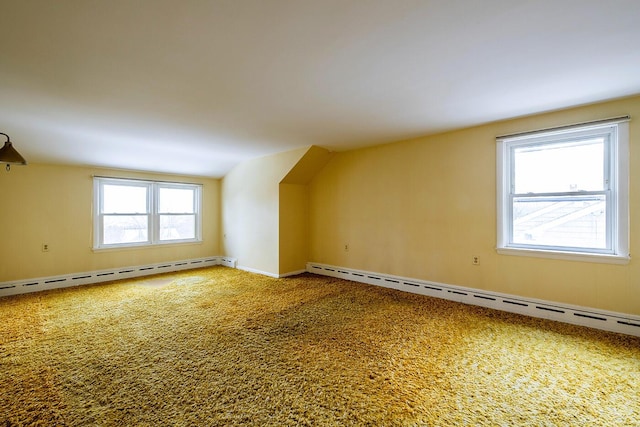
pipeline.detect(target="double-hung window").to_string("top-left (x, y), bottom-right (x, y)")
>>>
top-left (94, 177), bottom-right (202, 249)
top-left (496, 117), bottom-right (629, 263)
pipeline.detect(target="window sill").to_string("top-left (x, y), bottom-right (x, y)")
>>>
top-left (496, 247), bottom-right (630, 265)
top-left (93, 240), bottom-right (203, 253)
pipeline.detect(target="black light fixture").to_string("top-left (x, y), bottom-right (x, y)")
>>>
top-left (0, 132), bottom-right (27, 171)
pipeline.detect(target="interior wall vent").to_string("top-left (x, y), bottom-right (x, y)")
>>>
top-left (306, 262), bottom-right (640, 337)
top-left (0, 256), bottom-right (237, 298)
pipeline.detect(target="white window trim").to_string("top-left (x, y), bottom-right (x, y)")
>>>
top-left (496, 118), bottom-right (630, 264)
top-left (93, 177), bottom-right (203, 250)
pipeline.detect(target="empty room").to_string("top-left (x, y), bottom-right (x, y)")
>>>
top-left (1, 1), bottom-right (639, 425)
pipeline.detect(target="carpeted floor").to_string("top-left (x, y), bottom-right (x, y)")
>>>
top-left (1, 266), bottom-right (638, 426)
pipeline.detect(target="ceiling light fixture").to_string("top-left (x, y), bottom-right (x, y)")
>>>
top-left (0, 132), bottom-right (27, 171)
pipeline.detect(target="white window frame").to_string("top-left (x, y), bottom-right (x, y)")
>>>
top-left (496, 117), bottom-right (630, 264)
top-left (93, 177), bottom-right (202, 250)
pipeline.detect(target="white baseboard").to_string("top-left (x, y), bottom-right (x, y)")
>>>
top-left (0, 256), bottom-right (237, 298)
top-left (306, 262), bottom-right (640, 337)
top-left (8, 257), bottom-right (635, 337)
top-left (279, 269), bottom-right (307, 278)
top-left (237, 265), bottom-right (280, 278)
top-left (236, 266), bottom-right (306, 278)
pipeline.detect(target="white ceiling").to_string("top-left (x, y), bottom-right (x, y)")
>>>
top-left (1, 0), bottom-right (639, 177)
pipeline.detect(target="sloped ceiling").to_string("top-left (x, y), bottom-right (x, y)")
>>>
top-left (1, 0), bottom-right (639, 177)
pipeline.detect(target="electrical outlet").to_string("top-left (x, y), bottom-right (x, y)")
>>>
top-left (344, 244), bottom-right (349, 252)
top-left (42, 243), bottom-right (50, 252)
top-left (472, 256), bottom-right (479, 265)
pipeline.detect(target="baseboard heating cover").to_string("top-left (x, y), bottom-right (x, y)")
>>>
top-left (306, 262), bottom-right (640, 337)
top-left (0, 256), bottom-right (237, 298)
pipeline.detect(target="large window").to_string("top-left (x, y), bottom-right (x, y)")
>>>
top-left (496, 117), bottom-right (629, 263)
top-left (94, 177), bottom-right (202, 249)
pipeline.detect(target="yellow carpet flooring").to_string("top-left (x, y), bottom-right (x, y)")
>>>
top-left (1, 266), bottom-right (638, 426)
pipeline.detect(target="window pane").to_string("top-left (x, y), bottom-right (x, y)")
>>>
top-left (159, 215), bottom-right (196, 240)
top-left (513, 195), bottom-right (606, 249)
top-left (159, 187), bottom-right (195, 213)
top-left (103, 215), bottom-right (149, 244)
top-left (103, 185), bottom-right (148, 213)
top-left (514, 138), bottom-right (604, 194)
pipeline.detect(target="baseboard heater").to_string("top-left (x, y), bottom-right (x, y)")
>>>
top-left (306, 262), bottom-right (640, 337)
top-left (0, 256), bottom-right (237, 298)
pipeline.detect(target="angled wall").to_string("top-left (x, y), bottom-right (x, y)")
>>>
top-left (221, 147), bottom-right (307, 276)
top-left (221, 145), bottom-right (332, 277)
top-left (279, 146), bottom-right (334, 275)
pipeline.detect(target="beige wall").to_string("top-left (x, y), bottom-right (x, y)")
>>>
top-left (279, 146), bottom-right (334, 275)
top-left (0, 164), bottom-right (220, 281)
top-left (309, 95), bottom-right (640, 315)
top-left (279, 183), bottom-right (309, 274)
top-left (221, 147), bottom-right (309, 276)
top-left (222, 145), bottom-right (332, 276)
